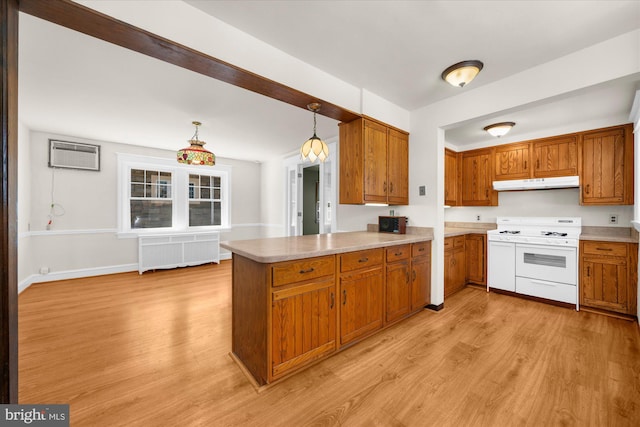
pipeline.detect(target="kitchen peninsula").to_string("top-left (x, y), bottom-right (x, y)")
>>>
top-left (221, 230), bottom-right (433, 387)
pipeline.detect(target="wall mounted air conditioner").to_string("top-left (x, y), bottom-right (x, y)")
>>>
top-left (49, 139), bottom-right (100, 171)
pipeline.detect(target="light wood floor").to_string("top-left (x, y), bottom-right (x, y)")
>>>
top-left (19, 261), bottom-right (640, 426)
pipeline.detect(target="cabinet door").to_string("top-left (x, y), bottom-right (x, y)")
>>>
top-left (494, 143), bottom-right (531, 180)
top-left (581, 126), bottom-right (630, 205)
top-left (271, 278), bottom-right (337, 379)
top-left (461, 148), bottom-right (497, 206)
top-left (465, 234), bottom-right (486, 285)
top-left (444, 148), bottom-right (459, 206)
top-left (363, 120), bottom-right (388, 203)
top-left (385, 261), bottom-right (411, 323)
top-left (340, 267), bottom-right (384, 346)
top-left (581, 256), bottom-right (629, 314)
top-left (445, 247), bottom-right (466, 297)
top-left (387, 128), bottom-right (409, 205)
top-left (411, 255), bottom-right (431, 311)
top-left (533, 135), bottom-right (578, 177)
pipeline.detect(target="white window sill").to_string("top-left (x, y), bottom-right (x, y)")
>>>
top-left (117, 228), bottom-right (231, 239)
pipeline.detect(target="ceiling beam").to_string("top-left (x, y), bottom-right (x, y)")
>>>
top-left (18, 0), bottom-right (361, 123)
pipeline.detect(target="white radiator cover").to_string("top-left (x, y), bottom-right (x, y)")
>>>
top-left (138, 232), bottom-right (220, 274)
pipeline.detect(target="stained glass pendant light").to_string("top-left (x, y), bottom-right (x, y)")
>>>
top-left (300, 103), bottom-right (329, 163)
top-left (177, 121), bottom-right (215, 166)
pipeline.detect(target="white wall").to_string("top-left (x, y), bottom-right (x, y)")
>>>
top-left (445, 189), bottom-right (633, 226)
top-left (17, 120), bottom-right (32, 289)
top-left (19, 130), bottom-right (263, 291)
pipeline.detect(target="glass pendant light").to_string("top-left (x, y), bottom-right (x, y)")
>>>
top-left (177, 121), bottom-right (215, 166)
top-left (300, 103), bottom-right (329, 163)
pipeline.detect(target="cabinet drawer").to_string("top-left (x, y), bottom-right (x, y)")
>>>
top-left (444, 236), bottom-right (465, 251)
top-left (340, 248), bottom-right (384, 272)
top-left (272, 255), bottom-right (335, 287)
top-left (582, 241), bottom-right (627, 257)
top-left (412, 241), bottom-right (431, 258)
top-left (386, 245), bottom-right (410, 262)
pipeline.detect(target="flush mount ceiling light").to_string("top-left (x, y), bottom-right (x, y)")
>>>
top-left (441, 60), bottom-right (484, 87)
top-left (484, 122), bottom-right (516, 138)
top-left (177, 121), bottom-right (215, 166)
top-left (300, 102), bottom-right (329, 163)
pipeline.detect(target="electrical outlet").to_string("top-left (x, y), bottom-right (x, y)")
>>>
top-left (609, 214), bottom-right (618, 224)
top-left (476, 215), bottom-right (481, 221)
top-left (419, 185), bottom-right (426, 196)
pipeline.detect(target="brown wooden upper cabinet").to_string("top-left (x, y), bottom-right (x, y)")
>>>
top-left (532, 134), bottom-right (578, 178)
top-left (444, 148), bottom-right (460, 206)
top-left (580, 124), bottom-right (634, 205)
top-left (460, 148), bottom-right (498, 206)
top-left (446, 123), bottom-right (633, 207)
top-left (494, 142), bottom-right (530, 181)
top-left (340, 118), bottom-right (409, 205)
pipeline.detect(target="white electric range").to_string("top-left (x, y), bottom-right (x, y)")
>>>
top-left (487, 217), bottom-right (582, 310)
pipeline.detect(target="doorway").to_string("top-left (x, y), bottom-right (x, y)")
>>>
top-left (302, 165), bottom-right (320, 235)
top-left (284, 141), bottom-right (336, 236)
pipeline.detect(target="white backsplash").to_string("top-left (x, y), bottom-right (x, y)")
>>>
top-left (445, 188), bottom-right (633, 227)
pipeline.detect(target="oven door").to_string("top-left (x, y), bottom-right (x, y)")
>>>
top-left (515, 244), bottom-right (577, 285)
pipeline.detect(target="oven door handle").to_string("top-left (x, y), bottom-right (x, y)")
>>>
top-left (516, 244), bottom-right (576, 253)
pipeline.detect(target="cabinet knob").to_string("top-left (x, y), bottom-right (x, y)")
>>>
top-left (524, 160), bottom-right (527, 170)
top-left (390, 182), bottom-right (394, 194)
top-left (342, 289), bottom-right (347, 305)
top-left (586, 266), bottom-right (591, 277)
top-left (412, 270), bottom-right (417, 282)
top-left (330, 292), bottom-right (335, 309)
top-left (585, 184), bottom-right (591, 195)
top-left (383, 181), bottom-right (387, 193)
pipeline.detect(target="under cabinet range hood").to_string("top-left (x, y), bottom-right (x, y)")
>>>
top-left (493, 176), bottom-right (580, 191)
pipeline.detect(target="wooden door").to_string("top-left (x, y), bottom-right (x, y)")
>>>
top-left (494, 143), bottom-right (531, 180)
top-left (411, 255), bottom-right (431, 311)
top-left (444, 148), bottom-right (459, 206)
top-left (581, 256), bottom-right (629, 314)
top-left (581, 126), bottom-right (628, 204)
top-left (385, 261), bottom-right (411, 323)
top-left (363, 120), bottom-right (388, 203)
top-left (340, 267), bottom-right (384, 345)
top-left (387, 128), bottom-right (409, 205)
top-left (271, 278), bottom-right (337, 378)
top-left (465, 234), bottom-right (486, 285)
top-left (461, 148), bottom-right (496, 206)
top-left (533, 135), bottom-right (578, 177)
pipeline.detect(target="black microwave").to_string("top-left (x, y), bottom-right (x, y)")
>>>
top-left (378, 216), bottom-right (407, 234)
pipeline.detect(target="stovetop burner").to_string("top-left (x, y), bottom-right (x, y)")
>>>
top-left (542, 231), bottom-right (568, 237)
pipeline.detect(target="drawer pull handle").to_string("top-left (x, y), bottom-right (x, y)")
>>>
top-left (330, 292), bottom-right (334, 309)
top-left (595, 248), bottom-right (612, 251)
top-left (586, 266), bottom-right (590, 277)
top-left (524, 160), bottom-right (527, 170)
top-left (342, 289), bottom-right (347, 305)
top-left (418, 247), bottom-right (425, 252)
top-left (299, 267), bottom-right (315, 274)
top-left (394, 252), bottom-right (403, 256)
top-left (358, 257), bottom-right (369, 263)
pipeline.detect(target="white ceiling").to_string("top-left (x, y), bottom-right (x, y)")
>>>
top-left (18, 1), bottom-right (640, 161)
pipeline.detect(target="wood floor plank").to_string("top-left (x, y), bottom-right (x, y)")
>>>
top-left (18, 261), bottom-right (640, 426)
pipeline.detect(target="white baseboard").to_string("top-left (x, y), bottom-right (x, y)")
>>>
top-left (18, 263), bottom-right (138, 294)
top-left (220, 251), bottom-right (232, 261)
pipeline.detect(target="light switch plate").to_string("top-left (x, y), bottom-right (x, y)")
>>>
top-left (419, 185), bottom-right (426, 196)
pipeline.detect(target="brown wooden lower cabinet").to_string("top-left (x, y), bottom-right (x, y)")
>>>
top-left (465, 234), bottom-right (486, 285)
top-left (232, 240), bottom-right (432, 386)
top-left (444, 236), bottom-right (466, 297)
top-left (580, 241), bottom-right (638, 316)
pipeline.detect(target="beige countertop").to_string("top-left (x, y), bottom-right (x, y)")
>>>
top-left (580, 226), bottom-right (639, 243)
top-left (444, 222), bottom-right (496, 237)
top-left (221, 230), bottom-right (434, 263)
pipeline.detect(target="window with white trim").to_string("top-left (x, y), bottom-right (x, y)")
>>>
top-left (117, 153), bottom-right (231, 234)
